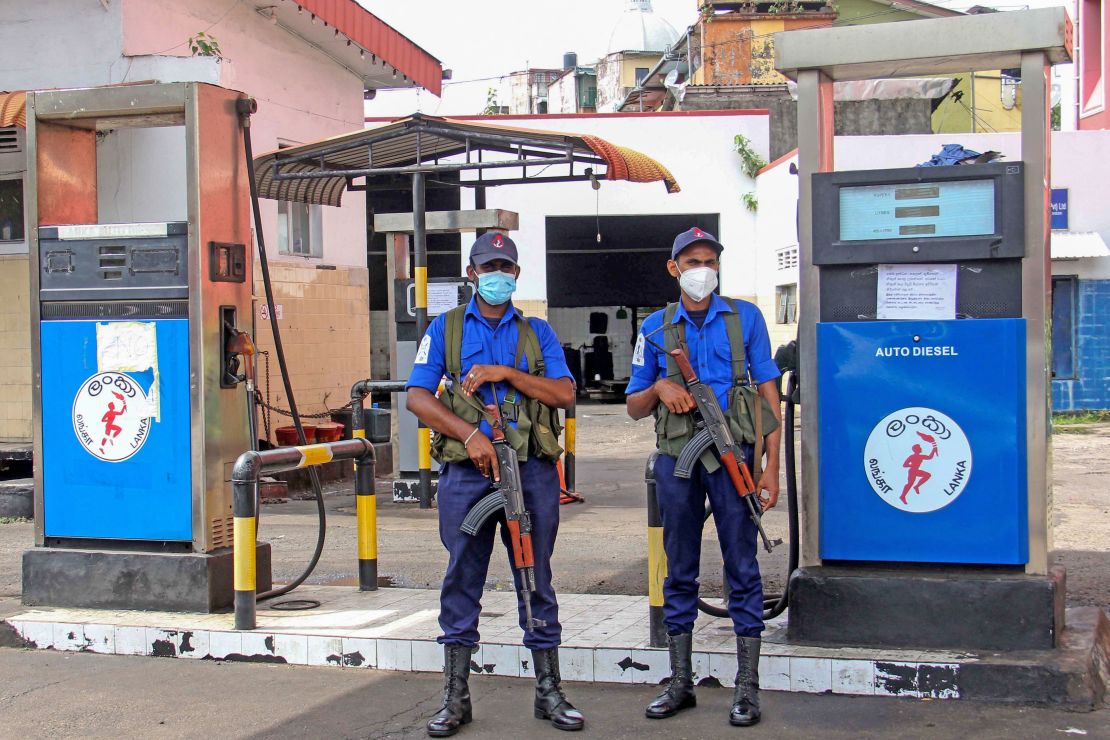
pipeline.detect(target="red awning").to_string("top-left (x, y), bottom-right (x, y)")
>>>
top-left (297, 0), bottom-right (442, 96)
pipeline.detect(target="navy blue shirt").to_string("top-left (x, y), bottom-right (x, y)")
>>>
top-left (626, 294), bottom-right (780, 411)
top-left (406, 298), bottom-right (573, 439)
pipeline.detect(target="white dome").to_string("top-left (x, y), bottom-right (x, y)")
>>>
top-left (607, 0), bottom-right (679, 54)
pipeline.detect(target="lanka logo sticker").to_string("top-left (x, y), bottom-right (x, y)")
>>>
top-left (72, 372), bottom-right (152, 462)
top-left (863, 407), bottom-right (972, 513)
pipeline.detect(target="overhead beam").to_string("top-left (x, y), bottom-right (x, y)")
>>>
top-left (372, 209), bottom-right (519, 234)
top-left (775, 6), bottom-right (1072, 81)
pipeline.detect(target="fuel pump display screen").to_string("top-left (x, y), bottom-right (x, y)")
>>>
top-left (839, 179), bottom-right (995, 242)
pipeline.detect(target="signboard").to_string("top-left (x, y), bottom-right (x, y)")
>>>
top-left (1051, 188), bottom-right (1069, 230)
top-left (876, 263), bottom-right (957, 321)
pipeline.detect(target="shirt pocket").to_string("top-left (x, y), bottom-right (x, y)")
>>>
top-left (460, 338), bottom-right (486, 376)
top-left (709, 338), bottom-right (738, 386)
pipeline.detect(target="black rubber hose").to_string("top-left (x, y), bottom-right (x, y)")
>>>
top-left (237, 99), bottom-right (327, 602)
top-left (763, 370), bottom-right (799, 620)
top-left (696, 370), bottom-right (800, 620)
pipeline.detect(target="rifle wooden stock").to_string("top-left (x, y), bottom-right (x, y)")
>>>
top-left (669, 348), bottom-right (699, 384)
top-left (506, 519), bottom-right (535, 569)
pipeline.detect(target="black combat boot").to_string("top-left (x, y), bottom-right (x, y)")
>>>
top-left (645, 632), bottom-right (697, 719)
top-left (730, 636), bottom-right (761, 727)
top-left (532, 647), bottom-right (585, 731)
top-left (426, 644), bottom-right (473, 737)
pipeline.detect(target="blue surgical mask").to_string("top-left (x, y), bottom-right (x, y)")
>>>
top-left (476, 270), bottom-right (517, 305)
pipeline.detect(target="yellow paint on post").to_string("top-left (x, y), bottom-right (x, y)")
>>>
top-left (414, 266), bottom-right (428, 309)
top-left (647, 527), bottom-right (668, 607)
top-left (564, 417), bottom-right (576, 455)
top-left (299, 444), bottom-right (334, 468)
top-left (353, 428), bottom-right (366, 439)
top-left (418, 427), bottom-right (431, 469)
top-left (233, 517), bottom-right (257, 591)
top-left (357, 495), bottom-right (378, 560)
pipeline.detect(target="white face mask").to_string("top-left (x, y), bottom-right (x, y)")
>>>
top-left (678, 266), bottom-right (719, 302)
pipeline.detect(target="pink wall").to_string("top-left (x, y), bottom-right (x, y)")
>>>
top-left (120, 0), bottom-right (367, 267)
top-left (1079, 0), bottom-right (1110, 130)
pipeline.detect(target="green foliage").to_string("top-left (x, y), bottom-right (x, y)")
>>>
top-left (741, 191), bottom-right (758, 212)
top-left (479, 87), bottom-right (502, 115)
top-left (0, 517), bottom-right (30, 525)
top-left (1051, 103), bottom-right (1062, 132)
top-left (1053, 410), bottom-right (1110, 425)
top-left (188, 31), bottom-right (223, 60)
top-left (733, 134), bottom-right (768, 179)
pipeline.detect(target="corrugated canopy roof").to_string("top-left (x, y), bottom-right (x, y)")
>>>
top-left (253, 113), bottom-right (680, 206)
top-left (1051, 231), bottom-right (1110, 260)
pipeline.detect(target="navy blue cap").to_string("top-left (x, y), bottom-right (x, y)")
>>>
top-left (469, 231), bottom-right (519, 265)
top-left (671, 227), bottom-right (724, 260)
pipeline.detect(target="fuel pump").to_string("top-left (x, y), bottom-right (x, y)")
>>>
top-left (776, 9), bottom-right (1072, 652)
top-left (23, 82), bottom-right (273, 612)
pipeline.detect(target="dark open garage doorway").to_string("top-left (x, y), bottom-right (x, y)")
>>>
top-left (545, 213), bottom-right (720, 397)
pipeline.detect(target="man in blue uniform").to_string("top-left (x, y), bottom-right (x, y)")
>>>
top-left (625, 227), bottom-right (781, 727)
top-left (407, 232), bottom-right (583, 736)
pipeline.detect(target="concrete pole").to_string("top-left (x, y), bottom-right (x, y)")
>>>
top-left (1020, 50), bottom-right (1052, 575)
top-left (795, 69), bottom-right (835, 568)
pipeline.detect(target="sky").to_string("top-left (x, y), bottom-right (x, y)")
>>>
top-left (357, 0), bottom-right (1076, 119)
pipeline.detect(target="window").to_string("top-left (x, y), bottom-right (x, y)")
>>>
top-left (776, 284), bottom-right (798, 324)
top-left (0, 178), bottom-right (24, 243)
top-left (277, 200), bottom-right (322, 257)
top-left (1051, 276), bottom-right (1077, 379)
top-left (635, 67), bottom-right (650, 85)
top-left (776, 246), bottom-right (798, 271)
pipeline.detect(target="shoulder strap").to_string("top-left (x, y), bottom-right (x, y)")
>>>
top-left (722, 297), bottom-right (748, 385)
top-left (662, 302), bottom-right (684, 380)
top-left (512, 313), bottom-right (545, 376)
top-left (442, 305), bottom-right (468, 377)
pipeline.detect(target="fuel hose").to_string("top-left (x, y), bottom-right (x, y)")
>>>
top-left (237, 97), bottom-right (327, 603)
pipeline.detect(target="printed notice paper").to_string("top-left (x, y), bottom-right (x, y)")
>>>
top-left (876, 263), bottom-right (957, 321)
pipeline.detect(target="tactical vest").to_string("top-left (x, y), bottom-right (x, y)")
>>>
top-left (653, 299), bottom-right (780, 481)
top-left (429, 305), bottom-right (564, 465)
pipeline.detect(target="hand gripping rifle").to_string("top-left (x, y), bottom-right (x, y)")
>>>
top-left (459, 397), bottom-right (546, 632)
top-left (644, 328), bottom-right (782, 553)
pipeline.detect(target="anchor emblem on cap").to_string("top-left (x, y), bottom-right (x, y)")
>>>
top-left (493, 235), bottom-right (504, 248)
top-left (693, 228), bottom-right (703, 237)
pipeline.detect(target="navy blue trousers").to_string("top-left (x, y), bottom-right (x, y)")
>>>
top-left (654, 452), bottom-right (764, 637)
top-left (436, 457), bottom-right (562, 650)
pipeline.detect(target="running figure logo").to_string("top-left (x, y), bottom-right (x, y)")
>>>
top-left (99, 392), bottom-right (127, 454)
top-left (73, 372), bottom-right (152, 463)
top-left (900, 432), bottom-right (937, 505)
top-left (864, 407), bottom-right (972, 514)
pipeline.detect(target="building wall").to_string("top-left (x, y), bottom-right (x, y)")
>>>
top-left (932, 72), bottom-right (1024, 134)
top-left (695, 14), bottom-right (835, 86)
top-left (458, 111), bottom-right (770, 306)
top-left (0, 256), bottom-right (30, 441)
top-left (1053, 279), bottom-right (1110, 411)
top-left (0, 0), bottom-right (375, 440)
top-left (1078, 0), bottom-right (1110, 129)
top-left (548, 72), bottom-right (579, 114)
top-left (596, 53), bottom-right (663, 112)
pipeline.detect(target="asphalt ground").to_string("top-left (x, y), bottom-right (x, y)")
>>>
top-left (1, 649), bottom-right (1107, 740)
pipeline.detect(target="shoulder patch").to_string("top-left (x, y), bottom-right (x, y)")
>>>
top-left (414, 334), bottom-right (432, 365)
top-left (632, 333), bottom-right (646, 366)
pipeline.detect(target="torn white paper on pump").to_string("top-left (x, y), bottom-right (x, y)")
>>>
top-left (96, 321), bottom-right (161, 421)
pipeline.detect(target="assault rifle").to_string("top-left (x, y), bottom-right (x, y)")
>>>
top-left (645, 329), bottom-right (782, 553)
top-left (459, 399), bottom-right (546, 632)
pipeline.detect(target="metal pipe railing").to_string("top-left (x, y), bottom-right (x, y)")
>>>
top-left (233, 438), bottom-right (375, 630)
